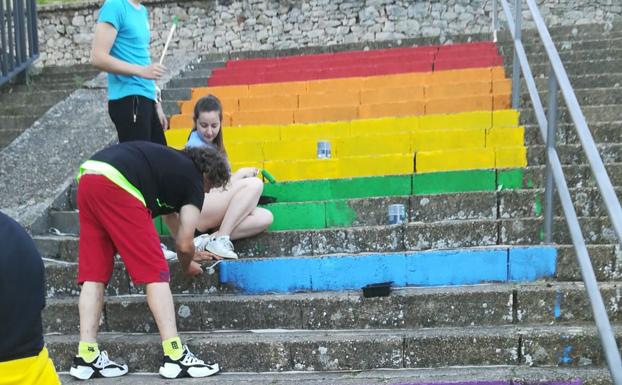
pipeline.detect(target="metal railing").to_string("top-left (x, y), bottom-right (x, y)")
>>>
top-left (0, 0), bottom-right (39, 87)
top-left (492, 0), bottom-right (622, 383)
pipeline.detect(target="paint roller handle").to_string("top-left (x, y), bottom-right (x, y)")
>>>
top-left (260, 169), bottom-right (276, 184)
top-left (159, 16), bottom-right (179, 65)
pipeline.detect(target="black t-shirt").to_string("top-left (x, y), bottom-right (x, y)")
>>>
top-left (0, 211), bottom-right (45, 362)
top-left (90, 141), bottom-right (205, 217)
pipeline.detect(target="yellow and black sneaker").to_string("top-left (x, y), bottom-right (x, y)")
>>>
top-left (69, 350), bottom-right (128, 380)
top-left (159, 345), bottom-right (220, 379)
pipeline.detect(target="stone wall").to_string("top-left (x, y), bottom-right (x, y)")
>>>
top-left (37, 0), bottom-right (622, 67)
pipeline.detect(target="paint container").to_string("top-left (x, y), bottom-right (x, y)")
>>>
top-left (317, 141), bottom-right (331, 159)
top-left (387, 204), bottom-right (406, 225)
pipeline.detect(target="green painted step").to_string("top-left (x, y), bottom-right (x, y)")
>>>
top-left (263, 169), bottom-right (524, 203)
top-left (153, 169), bottom-right (524, 234)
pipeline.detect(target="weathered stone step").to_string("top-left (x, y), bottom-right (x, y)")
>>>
top-left (520, 87), bottom-right (622, 109)
top-left (45, 324), bottom-right (622, 372)
top-left (520, 104), bottom-right (622, 126)
top-left (178, 68), bottom-right (214, 79)
top-left (0, 89), bottom-right (71, 105)
top-left (37, 212), bottom-right (619, 262)
top-left (46, 185), bottom-right (622, 236)
top-left (0, 128), bottom-right (22, 147)
top-left (56, 366), bottom-right (614, 385)
top-left (506, 59), bottom-right (622, 78)
top-left (161, 87), bottom-right (191, 101)
top-left (523, 121), bottom-right (622, 146)
top-left (41, 242), bottom-right (621, 299)
top-left (0, 103), bottom-right (54, 116)
top-left (0, 114), bottom-right (37, 130)
top-left (42, 282), bottom-right (622, 335)
top-left (44, 257), bottom-right (221, 297)
top-left (167, 76), bottom-right (210, 89)
top-left (526, 143), bottom-right (622, 166)
top-left (500, 36), bottom-right (622, 56)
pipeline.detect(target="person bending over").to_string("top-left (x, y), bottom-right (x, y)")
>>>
top-left (70, 141), bottom-right (229, 380)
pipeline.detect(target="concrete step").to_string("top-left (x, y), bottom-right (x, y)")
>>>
top-left (0, 103), bottom-right (54, 116)
top-left (39, 214), bottom-right (619, 261)
top-left (40, 242), bottom-right (621, 298)
top-left (188, 60), bottom-right (227, 71)
top-left (499, 36), bottom-right (622, 56)
top-left (161, 100), bottom-right (180, 116)
top-left (42, 282), bottom-right (622, 334)
top-left (0, 128), bottom-right (23, 147)
top-left (526, 143), bottom-right (622, 166)
top-left (161, 87), bottom-right (191, 101)
top-left (0, 89), bottom-right (71, 105)
top-left (167, 76), bottom-right (210, 89)
top-left (505, 59), bottom-right (622, 78)
top-left (179, 68), bottom-right (214, 79)
top-left (519, 104), bottom-right (622, 126)
top-left (45, 324), bottom-right (622, 372)
top-left (0, 114), bottom-right (37, 130)
top-left (46, 185), bottom-right (622, 236)
top-left (520, 87), bottom-right (622, 108)
top-left (523, 121), bottom-right (622, 146)
top-left (522, 163), bottom-right (622, 190)
top-left (55, 366), bottom-right (613, 385)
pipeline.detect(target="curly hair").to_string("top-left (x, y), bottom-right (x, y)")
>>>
top-left (184, 145), bottom-right (230, 189)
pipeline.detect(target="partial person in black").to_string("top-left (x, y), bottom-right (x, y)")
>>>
top-left (0, 211), bottom-right (60, 384)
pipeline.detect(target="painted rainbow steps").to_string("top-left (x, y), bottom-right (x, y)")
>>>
top-left (168, 66), bottom-right (511, 128)
top-left (167, 110), bottom-right (526, 181)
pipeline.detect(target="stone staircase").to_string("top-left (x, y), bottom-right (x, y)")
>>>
top-left (0, 64), bottom-right (100, 149)
top-left (32, 23), bottom-right (622, 384)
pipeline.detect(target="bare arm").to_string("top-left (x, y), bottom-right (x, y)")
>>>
top-left (90, 22), bottom-right (165, 80)
top-left (175, 205), bottom-right (202, 276)
top-left (230, 167), bottom-right (258, 183)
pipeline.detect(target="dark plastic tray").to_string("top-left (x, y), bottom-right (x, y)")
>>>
top-left (362, 281), bottom-right (393, 298)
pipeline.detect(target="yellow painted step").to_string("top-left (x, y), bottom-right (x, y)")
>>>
top-left (419, 111), bottom-right (492, 131)
top-left (413, 128), bottom-right (486, 151)
top-left (493, 109), bottom-right (520, 128)
top-left (165, 129), bottom-right (191, 150)
top-left (280, 121), bottom-right (351, 141)
top-left (486, 126), bottom-right (525, 148)
top-left (264, 159), bottom-right (340, 181)
top-left (225, 142), bottom-right (264, 163)
top-left (223, 125), bottom-right (281, 143)
top-left (496, 146), bottom-right (527, 168)
top-left (336, 134), bottom-right (412, 157)
top-left (416, 148), bottom-right (496, 173)
top-left (340, 154), bottom-right (414, 178)
top-left (262, 139), bottom-right (320, 161)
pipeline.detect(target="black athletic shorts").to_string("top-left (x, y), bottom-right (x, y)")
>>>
top-left (108, 95), bottom-right (167, 145)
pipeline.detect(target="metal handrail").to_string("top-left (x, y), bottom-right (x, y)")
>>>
top-left (0, 0), bottom-right (39, 87)
top-left (493, 1), bottom-right (622, 383)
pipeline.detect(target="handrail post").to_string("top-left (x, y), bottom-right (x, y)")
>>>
top-left (511, 0), bottom-right (522, 109)
top-left (543, 64), bottom-right (558, 243)
top-left (492, 0), bottom-right (498, 42)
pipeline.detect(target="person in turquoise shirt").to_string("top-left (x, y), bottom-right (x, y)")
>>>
top-left (91, 0), bottom-right (168, 145)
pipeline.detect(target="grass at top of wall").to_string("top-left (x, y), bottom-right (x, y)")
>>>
top-left (37, 0), bottom-right (84, 4)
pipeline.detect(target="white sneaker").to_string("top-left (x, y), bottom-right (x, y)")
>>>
top-left (161, 243), bottom-right (177, 260)
top-left (194, 235), bottom-right (238, 259)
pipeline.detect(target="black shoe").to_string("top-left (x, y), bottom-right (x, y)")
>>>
top-left (159, 345), bottom-right (220, 378)
top-left (69, 350), bottom-right (129, 380)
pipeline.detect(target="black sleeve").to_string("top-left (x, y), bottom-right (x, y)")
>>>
top-left (0, 212), bottom-right (45, 362)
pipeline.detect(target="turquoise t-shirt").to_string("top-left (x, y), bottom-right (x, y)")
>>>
top-left (98, 0), bottom-right (155, 101)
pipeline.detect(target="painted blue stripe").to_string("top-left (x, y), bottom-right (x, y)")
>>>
top-left (508, 246), bottom-right (557, 281)
top-left (219, 246), bottom-right (557, 294)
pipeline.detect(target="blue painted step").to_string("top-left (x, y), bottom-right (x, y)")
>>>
top-left (219, 246), bottom-right (557, 294)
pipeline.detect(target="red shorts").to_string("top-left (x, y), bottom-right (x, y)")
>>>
top-left (77, 174), bottom-right (170, 285)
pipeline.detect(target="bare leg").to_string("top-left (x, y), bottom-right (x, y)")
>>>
top-left (197, 177), bottom-right (265, 237)
top-left (146, 282), bottom-right (178, 341)
top-left (229, 207), bottom-right (273, 240)
top-left (78, 281), bottom-right (105, 342)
